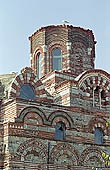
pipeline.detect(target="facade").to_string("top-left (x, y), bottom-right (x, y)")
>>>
top-left (0, 24), bottom-right (110, 170)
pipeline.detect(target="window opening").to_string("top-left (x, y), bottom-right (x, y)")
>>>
top-left (55, 121), bottom-right (66, 140)
top-left (94, 86), bottom-right (100, 94)
top-left (19, 84), bottom-right (35, 100)
top-left (94, 127), bottom-right (103, 145)
top-left (93, 86), bottom-right (103, 109)
top-left (101, 90), bottom-right (105, 99)
top-left (52, 48), bottom-right (62, 71)
top-left (37, 52), bottom-right (42, 79)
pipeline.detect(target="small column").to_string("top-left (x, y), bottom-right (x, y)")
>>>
top-left (93, 87), bottom-right (95, 107)
top-left (66, 41), bottom-right (71, 71)
top-left (99, 89), bottom-right (102, 109)
top-left (42, 45), bottom-right (47, 76)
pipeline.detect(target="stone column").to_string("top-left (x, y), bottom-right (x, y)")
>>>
top-left (66, 41), bottom-right (71, 72)
top-left (42, 45), bottom-right (47, 76)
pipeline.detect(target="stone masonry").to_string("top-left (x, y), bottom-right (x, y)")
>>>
top-left (0, 25), bottom-right (110, 170)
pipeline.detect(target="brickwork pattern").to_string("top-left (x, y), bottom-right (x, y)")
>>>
top-left (29, 25), bottom-right (96, 78)
top-left (0, 25), bottom-right (110, 170)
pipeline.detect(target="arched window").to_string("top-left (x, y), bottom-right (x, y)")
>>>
top-left (19, 84), bottom-right (35, 100)
top-left (92, 86), bottom-right (106, 108)
top-left (55, 121), bottom-right (66, 140)
top-left (94, 127), bottom-right (103, 145)
top-left (52, 48), bottom-right (62, 71)
top-left (37, 52), bottom-right (42, 79)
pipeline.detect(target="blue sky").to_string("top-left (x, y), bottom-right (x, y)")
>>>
top-left (0, 0), bottom-right (110, 74)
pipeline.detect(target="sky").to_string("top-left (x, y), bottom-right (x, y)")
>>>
top-left (0, 0), bottom-right (110, 74)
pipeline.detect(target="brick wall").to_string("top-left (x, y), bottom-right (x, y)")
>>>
top-left (29, 25), bottom-right (96, 78)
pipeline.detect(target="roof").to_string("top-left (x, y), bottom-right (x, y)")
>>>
top-left (29, 24), bottom-right (96, 43)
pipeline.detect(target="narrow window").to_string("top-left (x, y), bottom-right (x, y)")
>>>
top-left (19, 84), bottom-right (35, 100)
top-left (52, 48), bottom-right (62, 71)
top-left (37, 52), bottom-right (42, 79)
top-left (55, 121), bottom-right (66, 140)
top-left (101, 90), bottom-right (105, 99)
top-left (94, 127), bottom-right (103, 144)
top-left (94, 86), bottom-right (100, 97)
top-left (93, 86), bottom-right (100, 107)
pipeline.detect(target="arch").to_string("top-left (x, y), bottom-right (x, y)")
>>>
top-left (15, 106), bottom-right (47, 124)
top-left (33, 46), bottom-right (43, 58)
top-left (23, 111), bottom-right (43, 126)
top-left (47, 42), bottom-right (66, 72)
top-left (50, 143), bottom-right (79, 165)
top-left (32, 47), bottom-right (43, 75)
top-left (8, 67), bottom-right (50, 101)
top-left (88, 117), bottom-right (108, 135)
top-left (81, 146), bottom-right (105, 167)
top-left (78, 70), bottom-right (110, 108)
top-left (52, 116), bottom-right (70, 128)
top-left (16, 138), bottom-right (47, 162)
top-left (48, 110), bottom-right (74, 128)
top-left (9, 68), bottom-right (39, 99)
top-left (78, 69), bottom-right (110, 90)
top-left (80, 75), bottom-right (110, 94)
top-left (48, 43), bottom-right (66, 56)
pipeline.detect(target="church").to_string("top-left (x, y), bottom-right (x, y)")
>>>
top-left (0, 24), bottom-right (110, 169)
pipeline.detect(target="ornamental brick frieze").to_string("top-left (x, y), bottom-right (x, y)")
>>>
top-left (72, 42), bottom-right (87, 54)
top-left (15, 138), bottom-right (47, 162)
top-left (8, 128), bottom-right (38, 137)
top-left (80, 146), bottom-right (105, 167)
top-left (50, 142), bottom-right (79, 165)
